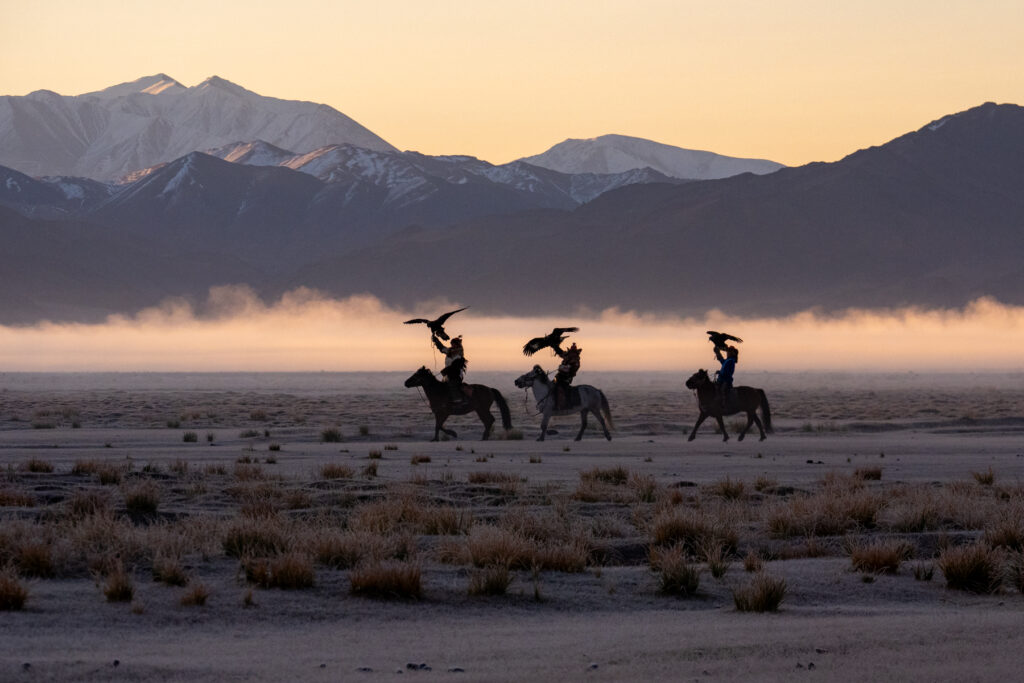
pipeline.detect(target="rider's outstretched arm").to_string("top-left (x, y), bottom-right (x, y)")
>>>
top-left (431, 335), bottom-right (448, 354)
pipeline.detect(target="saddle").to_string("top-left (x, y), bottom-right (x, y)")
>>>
top-left (553, 385), bottom-right (581, 410)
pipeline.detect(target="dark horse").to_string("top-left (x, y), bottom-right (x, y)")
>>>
top-left (684, 369), bottom-right (772, 442)
top-left (404, 367), bottom-right (512, 441)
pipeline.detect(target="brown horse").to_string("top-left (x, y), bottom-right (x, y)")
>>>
top-left (684, 369), bottom-right (772, 442)
top-left (404, 366), bottom-right (512, 441)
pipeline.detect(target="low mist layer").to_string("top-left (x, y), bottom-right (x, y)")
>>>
top-left (0, 286), bottom-right (1020, 372)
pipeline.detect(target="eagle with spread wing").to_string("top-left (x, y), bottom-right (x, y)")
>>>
top-left (522, 327), bottom-right (579, 356)
top-left (706, 330), bottom-right (743, 352)
top-left (403, 306), bottom-right (469, 341)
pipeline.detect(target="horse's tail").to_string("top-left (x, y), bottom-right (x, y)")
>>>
top-left (600, 391), bottom-right (614, 431)
top-left (492, 388), bottom-right (513, 431)
top-left (759, 389), bottom-right (773, 433)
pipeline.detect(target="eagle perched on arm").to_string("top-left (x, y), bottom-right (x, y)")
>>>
top-left (522, 327), bottom-right (579, 356)
top-left (403, 306), bottom-right (468, 341)
top-left (706, 330), bottom-right (743, 353)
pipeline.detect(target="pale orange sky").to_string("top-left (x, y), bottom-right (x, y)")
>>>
top-left (2, 1), bottom-right (1022, 165)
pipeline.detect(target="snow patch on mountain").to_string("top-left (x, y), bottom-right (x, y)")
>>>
top-left (519, 134), bottom-right (784, 180)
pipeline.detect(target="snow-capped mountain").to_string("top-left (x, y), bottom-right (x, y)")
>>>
top-left (0, 165), bottom-right (114, 218)
top-left (519, 134), bottom-right (784, 180)
top-left (202, 141), bottom-right (681, 206)
top-left (0, 75), bottom-right (395, 180)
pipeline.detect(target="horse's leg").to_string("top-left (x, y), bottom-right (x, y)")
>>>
top-left (752, 413), bottom-right (767, 441)
top-left (575, 410), bottom-right (588, 441)
top-left (477, 403), bottom-right (495, 441)
top-left (432, 414), bottom-right (443, 442)
top-left (738, 411), bottom-right (754, 441)
top-left (590, 405), bottom-right (611, 441)
top-left (687, 413), bottom-right (707, 441)
top-left (715, 414), bottom-right (729, 442)
top-left (537, 411), bottom-right (550, 441)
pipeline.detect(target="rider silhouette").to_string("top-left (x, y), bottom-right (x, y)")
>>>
top-left (714, 345), bottom-right (738, 409)
top-left (432, 334), bottom-right (470, 401)
top-left (553, 343), bottom-right (581, 409)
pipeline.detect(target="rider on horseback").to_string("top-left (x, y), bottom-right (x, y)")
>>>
top-left (553, 343), bottom-right (581, 409)
top-left (714, 345), bottom-right (738, 410)
top-left (432, 334), bottom-right (471, 402)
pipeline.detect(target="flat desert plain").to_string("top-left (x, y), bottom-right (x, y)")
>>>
top-left (1, 372), bottom-right (1023, 682)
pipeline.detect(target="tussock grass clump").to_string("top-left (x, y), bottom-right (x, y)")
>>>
top-left (854, 467), bottom-right (883, 481)
top-left (319, 463), bottom-right (354, 480)
top-left (468, 564), bottom-right (513, 596)
top-left (180, 582), bottom-right (209, 606)
top-left (123, 481), bottom-right (161, 517)
top-left (103, 563), bottom-right (136, 602)
top-left (308, 530), bottom-right (386, 569)
top-left (20, 458), bottom-right (54, 473)
top-left (233, 463), bottom-right (265, 481)
top-left (96, 464), bottom-right (124, 485)
top-left (706, 476), bottom-right (746, 500)
top-left (848, 538), bottom-right (913, 574)
top-left (0, 489), bottom-right (35, 507)
top-left (754, 476), bottom-right (778, 492)
top-left (410, 455), bottom-right (431, 465)
top-left (321, 428), bottom-right (343, 443)
top-left (182, 432), bottom-right (199, 443)
top-left (767, 489), bottom-right (884, 537)
top-left (628, 473), bottom-right (659, 503)
top-left (972, 467), bottom-right (995, 486)
top-left (0, 567), bottom-right (29, 611)
top-left (581, 466), bottom-right (630, 486)
top-left (350, 561), bottom-right (422, 600)
top-left (17, 542), bottom-right (54, 578)
top-left (937, 542), bottom-right (1002, 593)
top-left (468, 471), bottom-right (522, 485)
top-left (983, 515), bottom-right (1024, 552)
top-left (653, 544), bottom-right (701, 597)
top-left (743, 550), bottom-right (764, 573)
top-left (466, 525), bottom-right (535, 570)
top-left (650, 507), bottom-right (738, 555)
top-left (733, 573), bottom-right (787, 612)
top-left (362, 462), bottom-right (379, 478)
top-left (1007, 553), bottom-right (1024, 594)
top-left (912, 562), bottom-right (934, 581)
top-left (152, 555), bottom-right (189, 586)
top-left (204, 464), bottom-right (228, 476)
top-left (71, 460), bottom-right (101, 476)
top-left (244, 553), bottom-right (315, 590)
top-left (702, 541), bottom-right (731, 579)
top-left (367, 450), bottom-right (383, 460)
top-left (222, 517), bottom-right (290, 558)
top-left (169, 460), bottom-right (190, 475)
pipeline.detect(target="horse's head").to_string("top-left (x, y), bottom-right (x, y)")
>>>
top-left (685, 369), bottom-right (712, 390)
top-left (404, 366), bottom-right (433, 388)
top-left (514, 365), bottom-right (546, 389)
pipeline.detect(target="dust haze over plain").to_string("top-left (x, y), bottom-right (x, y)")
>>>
top-left (0, 286), bottom-right (1020, 372)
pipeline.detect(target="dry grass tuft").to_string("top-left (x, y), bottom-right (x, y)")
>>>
top-left (937, 542), bottom-right (1002, 593)
top-left (0, 489), bottom-right (35, 507)
top-left (17, 542), bottom-right (54, 578)
top-left (20, 458), bottom-right (54, 473)
top-left (706, 477), bottom-right (746, 500)
top-left (767, 488), bottom-right (884, 537)
top-left (654, 544), bottom-right (701, 597)
top-left (581, 466), bottom-right (629, 486)
top-left (702, 541), bottom-right (731, 579)
top-left (103, 563), bottom-right (136, 602)
top-left (244, 553), bottom-right (315, 590)
top-left (742, 550), bottom-right (764, 573)
top-left (319, 463), bottom-right (354, 480)
top-left (983, 515), bottom-right (1024, 552)
top-left (152, 555), bottom-right (189, 586)
top-left (733, 573), bottom-right (787, 612)
top-left (466, 525), bottom-right (535, 569)
top-left (222, 517), bottom-right (290, 558)
top-left (350, 561), bottom-right (422, 600)
top-left (650, 507), bottom-right (737, 555)
top-left (0, 567), bottom-right (29, 610)
top-left (971, 467), bottom-right (995, 486)
top-left (180, 582), bottom-right (209, 606)
top-left (849, 538), bottom-right (914, 574)
top-left (912, 562), bottom-right (934, 581)
top-left (468, 564), bottom-right (513, 596)
top-left (122, 481), bottom-right (161, 516)
top-left (321, 428), bottom-right (343, 443)
top-left (410, 455), bottom-right (431, 465)
top-left (854, 467), bottom-right (883, 481)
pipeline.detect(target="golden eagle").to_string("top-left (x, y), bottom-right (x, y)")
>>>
top-left (404, 307), bottom-right (469, 341)
top-left (522, 327), bottom-right (579, 356)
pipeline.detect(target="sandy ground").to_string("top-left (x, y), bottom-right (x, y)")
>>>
top-left (2, 373), bottom-right (1024, 681)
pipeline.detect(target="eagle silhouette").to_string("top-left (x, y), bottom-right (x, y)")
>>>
top-left (403, 306), bottom-right (468, 341)
top-left (706, 330), bottom-right (743, 352)
top-left (522, 327), bottom-right (579, 356)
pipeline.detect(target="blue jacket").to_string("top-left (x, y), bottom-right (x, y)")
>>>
top-left (717, 358), bottom-right (736, 385)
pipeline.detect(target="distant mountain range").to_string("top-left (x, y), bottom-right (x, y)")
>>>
top-left (0, 74), bottom-right (395, 180)
top-left (520, 134), bottom-right (783, 179)
top-left (0, 74), bottom-right (1021, 324)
